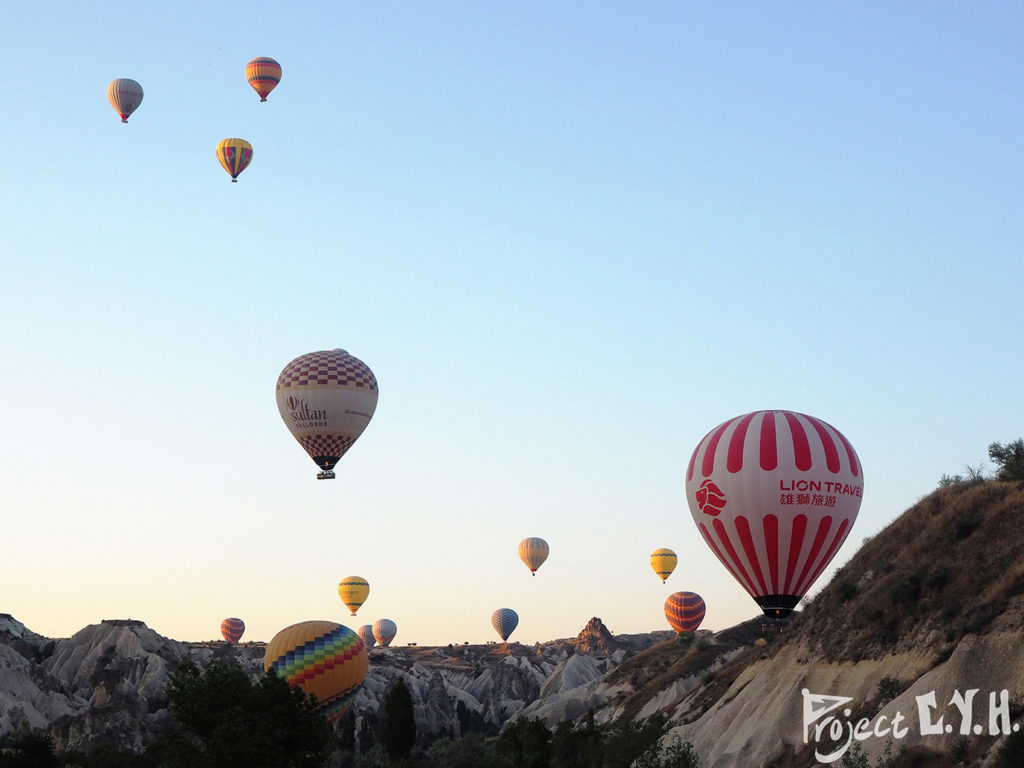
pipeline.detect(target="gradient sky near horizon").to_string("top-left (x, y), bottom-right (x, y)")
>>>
top-left (1, 2), bottom-right (1022, 646)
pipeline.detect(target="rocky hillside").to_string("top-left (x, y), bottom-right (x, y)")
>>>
top-left (0, 613), bottom-right (669, 754)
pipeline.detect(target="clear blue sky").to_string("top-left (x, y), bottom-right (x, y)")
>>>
top-left (1, 2), bottom-right (1021, 645)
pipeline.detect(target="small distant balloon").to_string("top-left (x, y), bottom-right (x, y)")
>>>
top-left (338, 576), bottom-right (370, 616)
top-left (246, 57), bottom-right (282, 102)
top-left (518, 537), bottom-right (549, 575)
top-left (216, 138), bottom-right (253, 182)
top-left (373, 618), bottom-right (397, 647)
top-left (220, 617), bottom-right (245, 643)
top-left (664, 592), bottom-right (705, 634)
top-left (265, 620), bottom-right (367, 722)
top-left (357, 624), bottom-right (376, 649)
top-left (107, 78), bottom-right (143, 123)
top-left (650, 548), bottom-right (678, 583)
top-left (491, 608), bottom-right (519, 641)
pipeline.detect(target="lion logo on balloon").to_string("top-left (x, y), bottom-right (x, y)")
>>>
top-left (696, 480), bottom-right (727, 516)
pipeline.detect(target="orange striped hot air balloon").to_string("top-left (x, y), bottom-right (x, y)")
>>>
top-left (216, 138), bottom-right (253, 182)
top-left (518, 537), bottom-right (549, 575)
top-left (265, 620), bottom-right (368, 722)
top-left (220, 617), bottom-right (245, 643)
top-left (246, 57), bottom-right (282, 102)
top-left (107, 78), bottom-right (143, 123)
top-left (664, 592), bottom-right (705, 634)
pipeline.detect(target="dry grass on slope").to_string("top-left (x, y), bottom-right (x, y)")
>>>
top-left (786, 480), bottom-right (1024, 663)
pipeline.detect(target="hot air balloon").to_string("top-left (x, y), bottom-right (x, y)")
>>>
top-left (246, 57), bottom-right (282, 102)
top-left (685, 410), bottom-right (863, 619)
top-left (491, 608), bottom-right (518, 641)
top-left (518, 537), bottom-right (549, 575)
top-left (373, 618), bottom-right (397, 647)
top-left (220, 617), bottom-right (245, 643)
top-left (650, 548), bottom-right (677, 583)
top-left (276, 349), bottom-right (379, 480)
top-left (265, 620), bottom-right (367, 722)
top-left (107, 78), bottom-right (143, 123)
top-left (357, 624), bottom-right (376, 649)
top-left (216, 138), bottom-right (253, 182)
top-left (664, 592), bottom-right (705, 634)
top-left (338, 576), bottom-right (370, 616)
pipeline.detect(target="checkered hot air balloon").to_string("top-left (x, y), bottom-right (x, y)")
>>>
top-left (518, 537), bottom-right (549, 575)
top-left (338, 576), bottom-right (370, 616)
top-left (685, 410), bottom-right (863, 619)
top-left (107, 78), bottom-right (143, 123)
top-left (220, 617), bottom-right (245, 643)
top-left (650, 548), bottom-right (677, 583)
top-left (664, 591), bottom-right (705, 634)
top-left (276, 349), bottom-right (379, 480)
top-left (372, 618), bottom-right (397, 647)
top-left (264, 620), bottom-right (367, 722)
top-left (246, 57), bottom-right (282, 101)
top-left (491, 608), bottom-right (519, 642)
top-left (216, 138), bottom-right (253, 182)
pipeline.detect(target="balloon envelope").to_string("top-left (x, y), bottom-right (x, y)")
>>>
top-left (220, 617), bottom-right (245, 643)
top-left (264, 620), bottom-right (367, 722)
top-left (372, 618), bottom-right (397, 647)
top-left (685, 410), bottom-right (863, 618)
top-left (216, 138), bottom-right (253, 182)
top-left (650, 548), bottom-right (677, 583)
top-left (491, 608), bottom-right (519, 641)
top-left (664, 592), bottom-right (705, 634)
top-left (276, 349), bottom-right (379, 477)
top-left (518, 537), bottom-right (549, 575)
top-left (338, 576), bottom-right (370, 616)
top-left (357, 624), bottom-right (376, 648)
top-left (246, 57), bottom-right (282, 101)
top-left (107, 78), bottom-right (143, 123)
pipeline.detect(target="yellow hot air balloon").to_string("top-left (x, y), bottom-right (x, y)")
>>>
top-left (107, 78), bottom-right (143, 123)
top-left (265, 620), bottom-right (368, 722)
top-left (338, 576), bottom-right (370, 616)
top-left (650, 548), bottom-right (678, 583)
top-left (518, 537), bottom-right (549, 575)
top-left (216, 138), bottom-right (253, 182)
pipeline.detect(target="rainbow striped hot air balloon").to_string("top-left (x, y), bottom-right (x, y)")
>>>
top-left (220, 617), bottom-right (245, 643)
top-left (264, 620), bottom-right (367, 722)
top-left (372, 618), bottom-right (397, 647)
top-left (664, 592), bottom-right (705, 634)
top-left (686, 410), bottom-right (863, 619)
top-left (107, 78), bottom-right (143, 123)
top-left (216, 138), bottom-right (253, 182)
top-left (246, 57), bottom-right (282, 102)
top-left (518, 537), bottom-right (549, 575)
top-left (650, 548), bottom-right (677, 583)
top-left (338, 576), bottom-right (370, 616)
top-left (491, 608), bottom-right (519, 642)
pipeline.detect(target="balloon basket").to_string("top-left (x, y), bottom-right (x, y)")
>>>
top-left (317, 470), bottom-right (336, 480)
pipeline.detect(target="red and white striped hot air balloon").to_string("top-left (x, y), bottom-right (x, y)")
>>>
top-left (685, 410), bottom-right (863, 619)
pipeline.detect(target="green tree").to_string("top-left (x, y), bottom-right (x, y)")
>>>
top-left (379, 680), bottom-right (416, 762)
top-left (495, 718), bottom-right (551, 768)
top-left (989, 439), bottom-right (1024, 482)
top-left (153, 659), bottom-right (332, 768)
top-left (634, 735), bottom-right (700, 768)
top-left (0, 732), bottom-right (59, 768)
